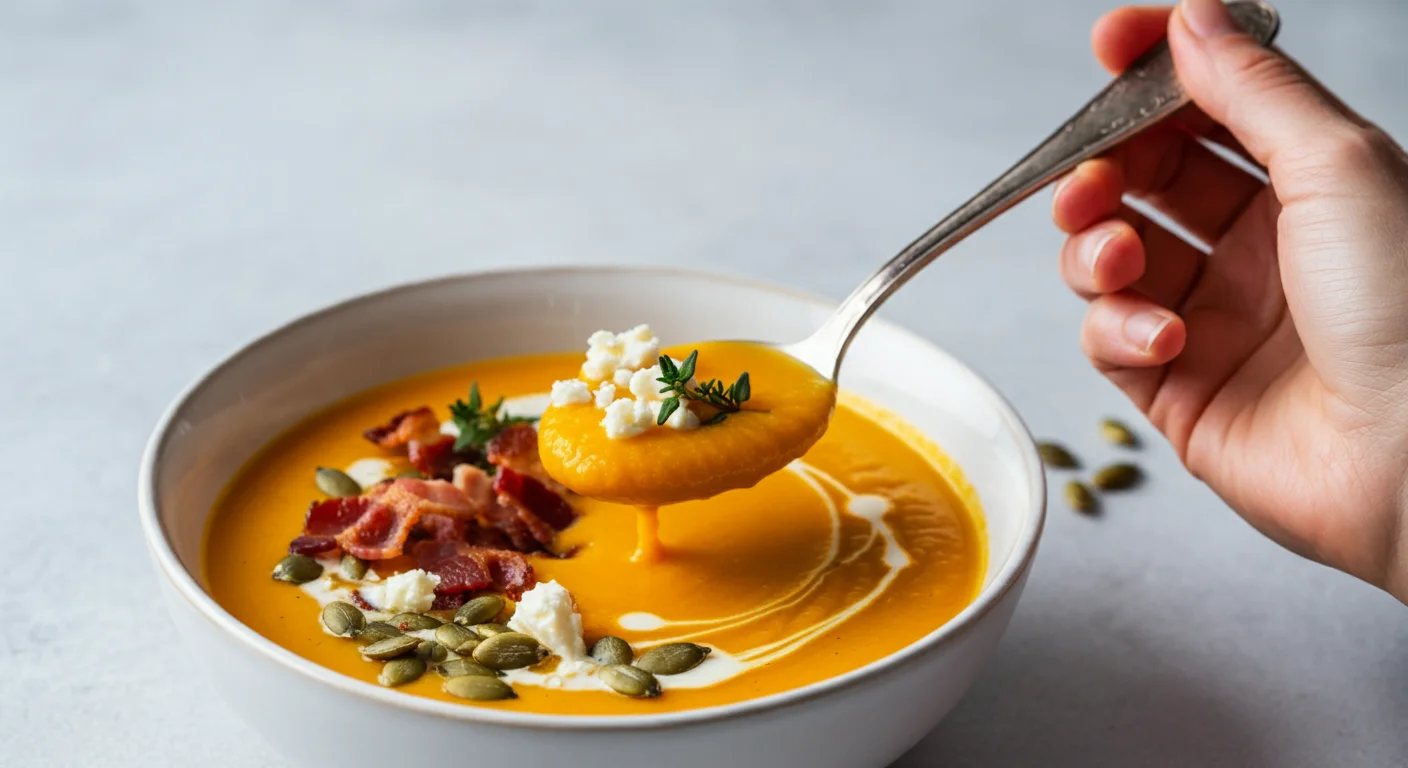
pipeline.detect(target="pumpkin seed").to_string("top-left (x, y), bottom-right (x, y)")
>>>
top-left (589, 636), bottom-right (633, 666)
top-left (1098, 418), bottom-right (1138, 448)
top-left (315, 467), bottom-right (363, 498)
top-left (1036, 441), bottom-right (1079, 469)
top-left (379, 657), bottom-right (427, 687)
top-left (598, 664), bottom-right (661, 698)
top-left (472, 632), bottom-right (546, 670)
top-left (392, 613), bottom-right (443, 631)
top-left (443, 675), bottom-right (516, 701)
top-left (360, 635), bottom-right (420, 660)
top-left (436, 658), bottom-right (501, 679)
top-left (358, 621), bottom-right (403, 642)
top-left (435, 623), bottom-right (480, 652)
top-left (1092, 462), bottom-right (1143, 491)
top-left (415, 639), bottom-right (449, 664)
top-left (454, 595), bottom-right (504, 627)
top-left (339, 553), bottom-right (368, 580)
top-left (471, 623), bottom-right (511, 637)
top-left (636, 643), bottom-right (711, 676)
top-left (1064, 480), bottom-right (1097, 514)
top-left (320, 601), bottom-right (365, 636)
top-left (271, 554), bottom-right (323, 584)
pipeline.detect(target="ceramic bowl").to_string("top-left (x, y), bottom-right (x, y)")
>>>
top-left (140, 267), bottom-right (1045, 768)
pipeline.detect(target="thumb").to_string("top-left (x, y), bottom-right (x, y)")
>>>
top-left (1169, 0), bottom-right (1361, 176)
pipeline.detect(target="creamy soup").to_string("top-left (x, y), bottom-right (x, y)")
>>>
top-left (205, 344), bottom-right (986, 715)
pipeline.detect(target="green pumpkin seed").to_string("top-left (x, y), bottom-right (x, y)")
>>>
top-left (339, 553), bottom-right (368, 580)
top-left (271, 554), bottom-right (323, 584)
top-left (472, 632), bottom-right (546, 670)
top-left (415, 639), bottom-right (449, 664)
top-left (1064, 480), bottom-right (1097, 514)
top-left (435, 623), bottom-right (481, 652)
top-left (1036, 441), bottom-right (1079, 469)
top-left (358, 621), bottom-right (403, 642)
top-left (598, 664), bottom-right (661, 698)
top-left (436, 658), bottom-right (501, 679)
top-left (315, 467), bottom-right (363, 498)
top-left (320, 601), bottom-right (365, 636)
top-left (471, 623), bottom-right (511, 637)
top-left (636, 643), bottom-right (711, 676)
top-left (454, 595), bottom-right (505, 627)
top-left (443, 675), bottom-right (516, 701)
top-left (360, 635), bottom-right (420, 660)
top-left (392, 613), bottom-right (443, 631)
top-left (1098, 418), bottom-right (1138, 448)
top-left (589, 636), bottom-right (633, 666)
top-left (379, 657), bottom-right (427, 687)
top-left (1092, 462), bottom-right (1143, 491)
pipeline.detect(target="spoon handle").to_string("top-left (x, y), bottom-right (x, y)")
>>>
top-left (808, 0), bottom-right (1279, 377)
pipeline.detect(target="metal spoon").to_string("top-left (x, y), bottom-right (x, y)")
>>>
top-left (780, 0), bottom-right (1280, 380)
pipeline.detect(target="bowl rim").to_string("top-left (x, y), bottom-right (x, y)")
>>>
top-left (139, 265), bottom-right (1046, 731)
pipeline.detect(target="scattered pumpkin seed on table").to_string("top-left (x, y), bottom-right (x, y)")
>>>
top-left (636, 643), bottom-right (711, 676)
top-left (472, 632), bottom-right (546, 670)
top-left (339, 553), bottom-right (368, 580)
top-left (1098, 418), bottom-right (1138, 447)
top-left (360, 635), bottom-right (421, 660)
top-left (1036, 442), bottom-right (1079, 469)
top-left (321, 601), bottom-right (365, 636)
top-left (598, 664), bottom-right (661, 698)
top-left (379, 657), bottom-right (427, 687)
top-left (589, 636), bottom-right (633, 666)
top-left (444, 675), bottom-right (517, 701)
top-left (1092, 462), bottom-right (1143, 491)
top-left (315, 466), bottom-right (363, 498)
top-left (436, 658), bottom-right (501, 679)
top-left (1064, 480), bottom-right (1097, 514)
top-left (271, 554), bottom-right (322, 584)
top-left (392, 613), bottom-right (442, 631)
top-left (455, 595), bottom-right (505, 627)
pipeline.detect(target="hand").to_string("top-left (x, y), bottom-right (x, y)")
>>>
top-left (1052, 0), bottom-right (1408, 602)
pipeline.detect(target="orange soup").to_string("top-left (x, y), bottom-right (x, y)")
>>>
top-left (205, 348), bottom-right (986, 715)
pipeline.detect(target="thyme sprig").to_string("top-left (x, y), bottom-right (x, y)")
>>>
top-left (655, 351), bottom-right (751, 426)
top-left (448, 382), bottom-right (533, 453)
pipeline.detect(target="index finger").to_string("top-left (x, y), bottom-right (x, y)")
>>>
top-left (1091, 5), bottom-right (1173, 73)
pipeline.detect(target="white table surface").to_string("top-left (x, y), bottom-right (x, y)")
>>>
top-left (5, 1), bottom-right (1406, 765)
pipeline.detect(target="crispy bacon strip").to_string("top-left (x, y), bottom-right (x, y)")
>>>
top-left (414, 540), bottom-right (536, 600)
top-left (335, 499), bottom-right (423, 560)
top-left (287, 536), bottom-right (338, 556)
top-left (407, 435), bottom-right (463, 480)
top-left (363, 407), bottom-right (443, 448)
top-left (493, 466), bottom-right (576, 531)
top-left (452, 464), bottom-right (494, 510)
top-left (486, 423), bottom-right (568, 495)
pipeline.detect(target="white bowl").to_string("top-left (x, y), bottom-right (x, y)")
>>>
top-left (140, 267), bottom-right (1044, 768)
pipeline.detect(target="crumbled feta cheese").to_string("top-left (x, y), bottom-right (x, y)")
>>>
top-left (594, 382), bottom-right (616, 409)
top-left (664, 402), bottom-right (701, 430)
top-left (550, 379), bottom-right (592, 406)
top-left (507, 580), bottom-right (590, 670)
top-left (628, 365), bottom-right (663, 403)
top-left (602, 398), bottom-right (652, 439)
top-left (367, 569), bottom-right (440, 613)
top-left (612, 368), bottom-right (633, 388)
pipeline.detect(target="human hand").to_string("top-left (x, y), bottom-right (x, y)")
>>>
top-left (1052, 0), bottom-right (1408, 602)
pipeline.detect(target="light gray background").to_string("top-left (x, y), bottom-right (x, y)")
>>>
top-left (4, 1), bottom-right (1406, 765)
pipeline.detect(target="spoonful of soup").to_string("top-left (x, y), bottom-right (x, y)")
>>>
top-left (539, 1), bottom-right (1279, 529)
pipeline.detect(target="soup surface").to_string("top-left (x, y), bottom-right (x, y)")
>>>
top-left (205, 350), bottom-right (986, 715)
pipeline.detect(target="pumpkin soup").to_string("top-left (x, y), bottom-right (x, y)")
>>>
top-left (205, 335), bottom-right (985, 715)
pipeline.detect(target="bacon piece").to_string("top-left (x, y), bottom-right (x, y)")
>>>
top-left (335, 492), bottom-right (423, 561)
top-left (414, 541), bottom-right (536, 600)
top-left (431, 591), bottom-right (467, 611)
top-left (416, 512), bottom-right (469, 544)
top-left (486, 423), bottom-right (568, 495)
top-left (452, 464), bottom-right (494, 510)
top-left (364, 407), bottom-right (443, 448)
top-left (288, 535), bottom-right (338, 556)
top-left (383, 477), bottom-right (479, 518)
top-left (349, 590), bottom-right (375, 611)
top-left (407, 435), bottom-right (459, 480)
top-left (304, 497), bottom-right (370, 536)
top-left (493, 466), bottom-right (576, 531)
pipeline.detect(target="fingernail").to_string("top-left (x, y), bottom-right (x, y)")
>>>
top-left (1124, 309), bottom-right (1174, 353)
top-left (1083, 228), bottom-right (1117, 278)
top-left (1180, 0), bottom-right (1239, 39)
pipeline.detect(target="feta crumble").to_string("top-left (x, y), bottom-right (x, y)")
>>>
top-left (550, 379), bottom-right (592, 407)
top-left (594, 382), bottom-right (616, 409)
top-left (365, 569), bottom-right (440, 613)
top-left (507, 580), bottom-right (591, 672)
